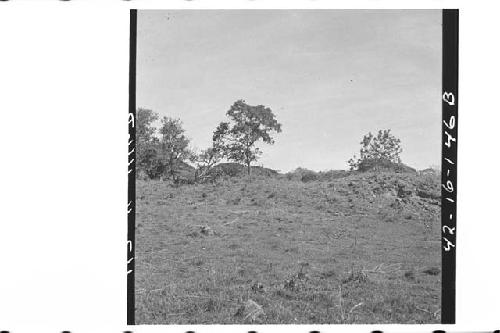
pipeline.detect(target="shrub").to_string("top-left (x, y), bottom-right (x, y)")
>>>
top-left (348, 129), bottom-right (403, 171)
top-left (286, 167), bottom-right (318, 182)
top-left (214, 163), bottom-right (244, 177)
top-left (301, 171), bottom-right (318, 182)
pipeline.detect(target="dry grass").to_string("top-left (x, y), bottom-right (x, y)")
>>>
top-left (135, 172), bottom-right (441, 324)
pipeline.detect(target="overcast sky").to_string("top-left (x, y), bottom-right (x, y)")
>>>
top-left (137, 10), bottom-right (441, 172)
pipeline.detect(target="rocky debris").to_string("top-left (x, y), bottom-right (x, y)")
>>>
top-left (235, 299), bottom-right (265, 322)
top-left (357, 159), bottom-right (417, 173)
top-left (390, 197), bottom-right (404, 209)
top-left (251, 282), bottom-right (265, 293)
top-left (381, 191), bottom-right (396, 199)
top-left (186, 225), bottom-right (214, 237)
top-left (419, 168), bottom-right (440, 176)
top-left (397, 182), bottom-right (414, 198)
top-left (226, 197), bottom-right (242, 205)
top-left (320, 172), bottom-right (442, 217)
top-left (186, 230), bottom-right (201, 238)
top-left (404, 270), bottom-right (416, 281)
top-left (417, 189), bottom-right (440, 200)
top-left (199, 225), bottom-right (214, 236)
top-left (422, 267), bottom-right (440, 276)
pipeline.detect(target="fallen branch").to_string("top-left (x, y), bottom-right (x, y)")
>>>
top-left (416, 306), bottom-right (432, 314)
top-left (151, 288), bottom-right (164, 292)
top-left (223, 218), bottom-right (240, 226)
top-left (338, 285), bottom-right (345, 322)
top-left (348, 302), bottom-right (365, 314)
top-left (363, 262), bottom-right (402, 274)
top-left (229, 210), bottom-right (251, 214)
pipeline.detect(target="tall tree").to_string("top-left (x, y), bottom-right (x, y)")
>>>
top-left (136, 108), bottom-right (159, 177)
top-left (214, 100), bottom-right (282, 175)
top-left (159, 117), bottom-right (192, 181)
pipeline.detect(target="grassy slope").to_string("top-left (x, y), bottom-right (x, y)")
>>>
top-left (135, 172), bottom-right (441, 324)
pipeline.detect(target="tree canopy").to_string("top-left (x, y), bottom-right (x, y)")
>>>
top-left (159, 117), bottom-right (192, 180)
top-left (136, 108), bottom-right (160, 178)
top-left (348, 129), bottom-right (403, 171)
top-left (214, 100), bottom-right (282, 175)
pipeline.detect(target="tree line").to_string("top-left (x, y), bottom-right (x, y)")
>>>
top-left (136, 99), bottom-right (282, 182)
top-left (137, 99), bottom-right (404, 182)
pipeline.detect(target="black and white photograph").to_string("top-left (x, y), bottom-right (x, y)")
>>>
top-left (132, 9), bottom-right (446, 324)
top-left (3, 0), bottom-right (500, 331)
top-left (132, 9), bottom-right (445, 325)
top-left (3, 1), bottom-right (500, 332)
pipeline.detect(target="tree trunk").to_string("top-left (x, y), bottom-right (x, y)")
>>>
top-left (169, 155), bottom-right (176, 180)
top-left (247, 161), bottom-right (251, 175)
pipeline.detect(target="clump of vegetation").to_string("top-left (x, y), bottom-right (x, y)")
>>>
top-left (136, 108), bottom-right (161, 179)
top-left (301, 172), bottom-right (318, 182)
top-left (136, 99), bottom-right (282, 182)
top-left (158, 117), bottom-right (193, 182)
top-left (191, 147), bottom-right (222, 182)
top-left (348, 129), bottom-right (404, 172)
top-left (286, 168), bottom-right (318, 182)
top-left (136, 108), bottom-right (195, 182)
top-left (404, 270), bottom-right (416, 281)
top-left (342, 268), bottom-right (369, 284)
top-left (422, 267), bottom-right (440, 276)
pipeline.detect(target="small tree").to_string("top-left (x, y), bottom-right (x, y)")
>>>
top-left (214, 100), bottom-right (282, 175)
top-left (191, 147), bottom-right (222, 182)
top-left (348, 129), bottom-right (403, 171)
top-left (136, 108), bottom-right (160, 178)
top-left (159, 117), bottom-right (192, 181)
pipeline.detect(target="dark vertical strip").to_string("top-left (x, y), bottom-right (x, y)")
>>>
top-left (441, 8), bottom-right (458, 324)
top-left (127, 9), bottom-right (137, 326)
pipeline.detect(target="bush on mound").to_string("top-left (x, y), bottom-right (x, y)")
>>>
top-left (286, 168), bottom-right (314, 181)
top-left (209, 163), bottom-right (279, 179)
top-left (301, 171), bottom-right (318, 182)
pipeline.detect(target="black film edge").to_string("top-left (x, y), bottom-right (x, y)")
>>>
top-left (441, 8), bottom-right (458, 325)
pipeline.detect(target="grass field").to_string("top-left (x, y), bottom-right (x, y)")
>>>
top-left (135, 171), bottom-right (441, 324)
